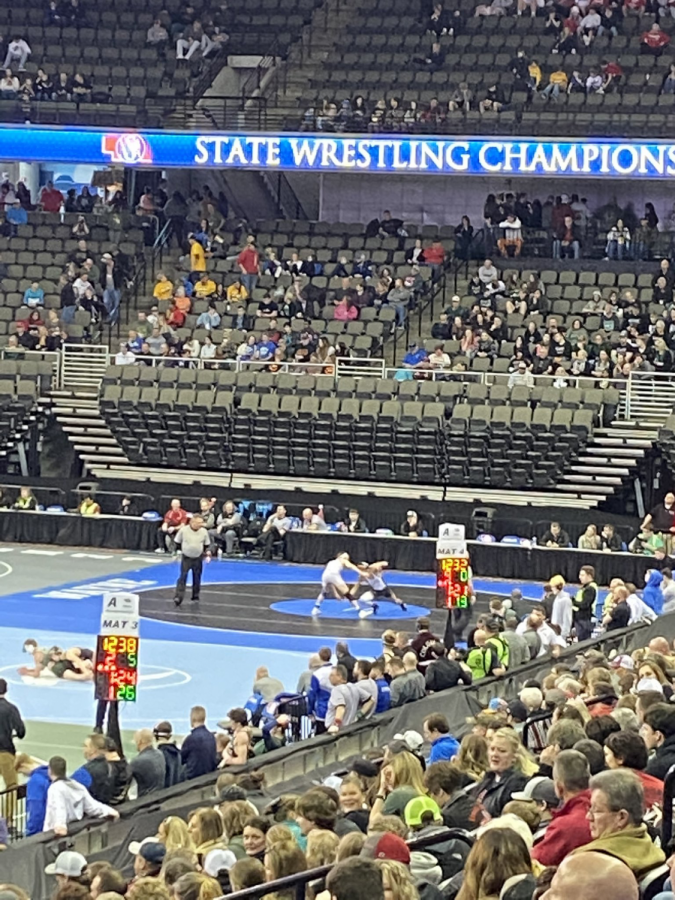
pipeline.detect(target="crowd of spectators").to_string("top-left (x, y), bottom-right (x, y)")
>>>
top-left (106, 220), bottom-right (437, 366)
top-left (307, 0), bottom-right (675, 134)
top-left (4, 605), bottom-right (675, 900)
top-left (448, 191), bottom-right (674, 262)
top-left (0, 2), bottom-right (229, 117)
top-left (426, 250), bottom-right (675, 378)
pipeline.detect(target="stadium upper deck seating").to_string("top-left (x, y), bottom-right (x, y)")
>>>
top-left (265, 0), bottom-right (675, 137)
top-left (0, 0), bottom-right (323, 128)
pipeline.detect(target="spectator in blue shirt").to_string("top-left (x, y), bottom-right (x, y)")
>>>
top-left (196, 303), bottom-right (221, 330)
top-left (16, 754), bottom-right (51, 835)
top-left (370, 660), bottom-right (391, 714)
top-left (352, 254), bottom-right (373, 279)
top-left (180, 705), bottom-right (217, 779)
top-left (126, 330), bottom-right (144, 353)
top-left (256, 332), bottom-right (277, 359)
top-left (402, 343), bottom-right (428, 369)
top-left (6, 199), bottom-right (27, 234)
top-left (23, 282), bottom-right (44, 308)
top-left (423, 714), bottom-right (460, 763)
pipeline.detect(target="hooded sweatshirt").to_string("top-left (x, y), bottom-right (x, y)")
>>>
top-left (43, 777), bottom-right (116, 833)
top-left (25, 764), bottom-right (51, 835)
top-left (643, 570), bottom-right (664, 616)
top-left (158, 741), bottom-right (185, 788)
top-left (410, 849), bottom-right (443, 886)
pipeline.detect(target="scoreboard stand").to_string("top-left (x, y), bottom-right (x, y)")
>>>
top-left (435, 523), bottom-right (474, 650)
top-left (94, 593), bottom-right (140, 752)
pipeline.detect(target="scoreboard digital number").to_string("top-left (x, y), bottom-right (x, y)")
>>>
top-left (436, 556), bottom-right (470, 609)
top-left (94, 634), bottom-right (139, 702)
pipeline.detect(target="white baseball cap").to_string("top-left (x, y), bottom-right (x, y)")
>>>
top-left (393, 730), bottom-right (425, 752)
top-left (45, 851), bottom-right (88, 877)
top-left (203, 849), bottom-right (237, 877)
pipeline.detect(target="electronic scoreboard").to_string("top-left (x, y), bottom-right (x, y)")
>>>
top-left (94, 592), bottom-right (140, 703)
top-left (94, 634), bottom-right (139, 702)
top-left (435, 556), bottom-right (471, 609)
top-left (435, 522), bottom-right (470, 609)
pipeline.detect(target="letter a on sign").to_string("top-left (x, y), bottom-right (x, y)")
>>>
top-left (100, 592), bottom-right (140, 635)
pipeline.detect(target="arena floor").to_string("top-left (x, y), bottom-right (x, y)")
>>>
top-left (0, 544), bottom-right (544, 771)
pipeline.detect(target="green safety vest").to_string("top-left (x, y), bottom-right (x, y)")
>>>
top-left (573, 582), bottom-right (597, 613)
top-left (466, 647), bottom-right (489, 680)
top-left (486, 634), bottom-right (509, 669)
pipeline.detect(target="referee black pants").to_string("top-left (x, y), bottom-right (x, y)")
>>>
top-left (175, 555), bottom-right (203, 602)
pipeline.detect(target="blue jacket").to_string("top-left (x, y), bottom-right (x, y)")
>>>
top-left (25, 765), bottom-right (51, 835)
top-left (308, 664), bottom-right (333, 721)
top-left (429, 734), bottom-right (461, 763)
top-left (643, 570), bottom-right (664, 616)
top-left (180, 725), bottom-right (218, 779)
top-left (375, 678), bottom-right (391, 714)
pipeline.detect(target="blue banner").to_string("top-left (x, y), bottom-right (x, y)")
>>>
top-left (3, 126), bottom-right (675, 178)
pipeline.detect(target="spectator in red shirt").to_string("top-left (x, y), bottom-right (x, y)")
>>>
top-left (624, 0), bottom-right (646, 12)
top-left (39, 181), bottom-right (63, 214)
top-left (641, 22), bottom-right (670, 55)
top-left (424, 238), bottom-right (445, 282)
top-left (157, 498), bottom-right (189, 554)
top-left (237, 234), bottom-right (260, 296)
top-left (531, 749), bottom-right (592, 867)
top-left (601, 59), bottom-right (623, 91)
top-left (166, 303), bottom-right (186, 329)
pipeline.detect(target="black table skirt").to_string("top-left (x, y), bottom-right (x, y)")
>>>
top-left (284, 532), bottom-right (657, 587)
top-left (0, 511), bottom-right (158, 552)
top-left (0, 512), bottom-right (656, 587)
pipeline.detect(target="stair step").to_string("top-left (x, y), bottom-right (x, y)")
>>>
top-left (570, 464), bottom-right (631, 476)
top-left (584, 446), bottom-right (645, 458)
top-left (74, 443), bottom-right (126, 454)
top-left (561, 473), bottom-right (623, 485)
top-left (556, 482), bottom-right (612, 495)
top-left (80, 453), bottom-right (130, 465)
top-left (577, 456), bottom-right (639, 469)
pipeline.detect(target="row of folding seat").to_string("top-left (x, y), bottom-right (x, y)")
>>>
top-left (252, 219), bottom-right (456, 241)
top-left (99, 367), bottom-right (617, 407)
top-left (449, 403), bottom-right (594, 436)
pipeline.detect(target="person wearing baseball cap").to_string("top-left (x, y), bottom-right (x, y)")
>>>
top-left (511, 777), bottom-right (559, 822)
top-left (129, 837), bottom-right (166, 878)
top-left (44, 850), bottom-right (88, 885)
top-left (610, 655), bottom-right (634, 672)
top-left (405, 795), bottom-right (470, 879)
top-left (361, 832), bottom-right (411, 865)
top-left (153, 721), bottom-right (184, 788)
top-left (362, 829), bottom-right (444, 894)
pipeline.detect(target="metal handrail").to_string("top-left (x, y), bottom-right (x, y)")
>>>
top-left (225, 829), bottom-right (474, 900)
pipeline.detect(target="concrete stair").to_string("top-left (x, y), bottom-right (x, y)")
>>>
top-left (50, 391), bottom-right (129, 473)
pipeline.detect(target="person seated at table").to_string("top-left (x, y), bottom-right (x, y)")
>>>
top-left (541, 521), bottom-right (571, 548)
top-left (13, 486), bottom-right (37, 510)
top-left (578, 524), bottom-right (602, 551)
top-left (79, 494), bottom-right (101, 516)
top-left (401, 510), bottom-right (427, 538)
